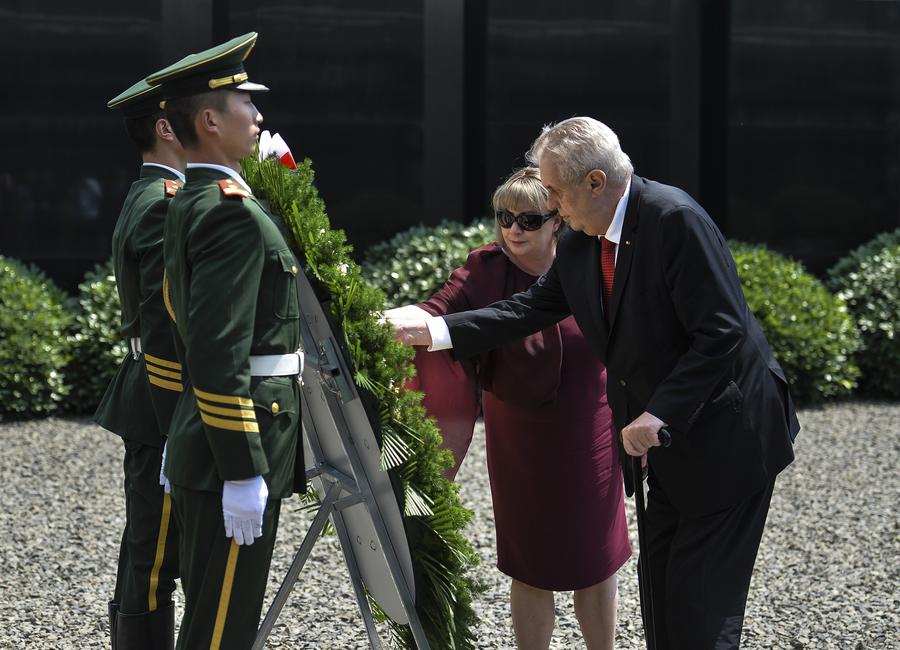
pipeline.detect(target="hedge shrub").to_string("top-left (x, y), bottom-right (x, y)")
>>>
top-left (63, 260), bottom-right (127, 412)
top-left (362, 219), bottom-right (494, 308)
top-left (826, 230), bottom-right (900, 397)
top-left (730, 242), bottom-right (861, 402)
top-left (0, 257), bottom-right (73, 418)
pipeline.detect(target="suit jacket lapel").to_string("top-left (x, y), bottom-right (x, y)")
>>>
top-left (608, 176), bottom-right (643, 335)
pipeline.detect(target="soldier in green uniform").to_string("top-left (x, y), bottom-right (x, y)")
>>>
top-left (97, 78), bottom-right (186, 649)
top-left (147, 32), bottom-right (304, 650)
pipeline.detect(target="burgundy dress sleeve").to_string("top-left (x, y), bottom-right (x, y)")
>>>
top-left (404, 245), bottom-right (500, 479)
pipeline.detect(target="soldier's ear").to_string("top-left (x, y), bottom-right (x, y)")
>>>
top-left (196, 107), bottom-right (220, 137)
top-left (156, 118), bottom-right (177, 143)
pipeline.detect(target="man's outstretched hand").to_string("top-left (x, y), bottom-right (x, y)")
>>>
top-left (384, 316), bottom-right (433, 348)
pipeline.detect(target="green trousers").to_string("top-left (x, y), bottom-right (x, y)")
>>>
top-left (171, 485), bottom-right (282, 650)
top-left (115, 439), bottom-right (180, 615)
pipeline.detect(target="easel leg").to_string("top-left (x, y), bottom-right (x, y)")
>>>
top-left (332, 512), bottom-right (384, 649)
top-left (364, 506), bottom-right (430, 649)
top-left (252, 482), bottom-right (342, 650)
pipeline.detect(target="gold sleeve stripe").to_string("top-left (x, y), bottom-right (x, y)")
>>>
top-left (148, 374), bottom-right (183, 393)
top-left (193, 387), bottom-right (253, 408)
top-left (144, 353), bottom-right (182, 370)
top-left (210, 541), bottom-right (240, 650)
top-left (146, 364), bottom-right (182, 380)
top-left (200, 412), bottom-right (260, 433)
top-left (197, 400), bottom-right (256, 420)
top-left (162, 272), bottom-right (177, 323)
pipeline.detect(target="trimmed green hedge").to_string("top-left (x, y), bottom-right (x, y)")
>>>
top-left (63, 260), bottom-right (127, 413)
top-left (0, 257), bottom-right (73, 418)
top-left (730, 242), bottom-right (860, 402)
top-left (827, 230), bottom-right (900, 397)
top-left (362, 219), bottom-right (494, 308)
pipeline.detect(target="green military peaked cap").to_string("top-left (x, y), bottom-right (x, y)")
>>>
top-left (146, 32), bottom-right (269, 100)
top-left (107, 78), bottom-right (167, 118)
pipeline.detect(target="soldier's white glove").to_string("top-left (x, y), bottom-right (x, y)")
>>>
top-left (159, 441), bottom-right (171, 494)
top-left (222, 476), bottom-right (268, 545)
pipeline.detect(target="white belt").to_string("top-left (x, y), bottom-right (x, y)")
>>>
top-left (129, 337), bottom-right (143, 360)
top-left (249, 350), bottom-right (303, 377)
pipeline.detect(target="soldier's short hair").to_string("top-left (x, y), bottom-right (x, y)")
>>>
top-left (124, 111), bottom-right (165, 154)
top-left (165, 90), bottom-right (229, 148)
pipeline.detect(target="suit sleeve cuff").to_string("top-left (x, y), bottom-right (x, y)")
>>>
top-left (425, 316), bottom-right (453, 351)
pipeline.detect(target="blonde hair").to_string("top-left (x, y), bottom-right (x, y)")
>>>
top-left (526, 116), bottom-right (633, 186)
top-left (491, 167), bottom-right (555, 246)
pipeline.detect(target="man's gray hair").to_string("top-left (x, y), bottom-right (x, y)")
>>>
top-left (526, 117), bottom-right (634, 186)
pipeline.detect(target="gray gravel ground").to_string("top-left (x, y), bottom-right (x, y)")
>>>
top-left (0, 401), bottom-right (897, 649)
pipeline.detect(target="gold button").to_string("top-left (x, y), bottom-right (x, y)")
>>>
top-left (271, 401), bottom-right (279, 414)
top-left (290, 264), bottom-right (297, 274)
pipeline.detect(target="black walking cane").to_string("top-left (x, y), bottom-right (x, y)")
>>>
top-left (633, 426), bottom-right (671, 650)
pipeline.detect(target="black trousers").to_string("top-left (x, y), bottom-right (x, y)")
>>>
top-left (639, 474), bottom-right (776, 650)
top-left (115, 439), bottom-right (180, 615)
top-left (171, 485), bottom-right (282, 650)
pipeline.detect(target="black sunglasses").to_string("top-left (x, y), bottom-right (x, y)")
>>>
top-left (495, 209), bottom-right (558, 231)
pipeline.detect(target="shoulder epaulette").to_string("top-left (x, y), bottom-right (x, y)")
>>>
top-left (164, 179), bottom-right (181, 197)
top-left (217, 178), bottom-right (251, 199)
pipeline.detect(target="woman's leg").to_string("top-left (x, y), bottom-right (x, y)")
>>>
top-left (510, 579), bottom-right (555, 650)
top-left (574, 573), bottom-right (619, 650)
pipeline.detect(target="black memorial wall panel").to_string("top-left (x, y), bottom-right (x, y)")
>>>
top-left (0, 0), bottom-right (164, 290)
top-left (227, 0), bottom-right (425, 255)
top-left (484, 0), bottom-right (673, 213)
top-left (727, 0), bottom-right (900, 272)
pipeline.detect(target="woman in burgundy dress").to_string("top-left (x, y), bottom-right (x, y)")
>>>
top-left (387, 167), bottom-right (630, 650)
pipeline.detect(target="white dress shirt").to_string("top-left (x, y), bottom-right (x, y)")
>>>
top-left (600, 176), bottom-right (631, 264)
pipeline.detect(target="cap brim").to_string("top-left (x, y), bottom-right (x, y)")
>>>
top-left (235, 81), bottom-right (269, 92)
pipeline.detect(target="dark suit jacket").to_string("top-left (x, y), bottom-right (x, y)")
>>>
top-left (445, 175), bottom-right (799, 517)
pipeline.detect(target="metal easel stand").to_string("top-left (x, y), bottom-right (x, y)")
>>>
top-left (251, 463), bottom-right (382, 650)
top-left (252, 337), bottom-right (431, 650)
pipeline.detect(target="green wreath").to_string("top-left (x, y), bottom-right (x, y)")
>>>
top-left (241, 155), bottom-right (481, 649)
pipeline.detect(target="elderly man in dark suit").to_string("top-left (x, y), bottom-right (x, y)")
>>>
top-left (388, 116), bottom-right (800, 649)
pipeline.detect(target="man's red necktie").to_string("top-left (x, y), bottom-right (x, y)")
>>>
top-left (601, 237), bottom-right (616, 322)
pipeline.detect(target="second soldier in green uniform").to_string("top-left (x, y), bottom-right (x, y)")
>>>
top-left (148, 33), bottom-right (304, 650)
top-left (97, 79), bottom-right (186, 649)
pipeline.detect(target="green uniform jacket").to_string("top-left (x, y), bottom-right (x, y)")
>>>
top-left (95, 165), bottom-right (184, 446)
top-left (163, 166), bottom-right (302, 498)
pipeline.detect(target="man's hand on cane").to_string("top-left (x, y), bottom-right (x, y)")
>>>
top-left (621, 411), bottom-right (668, 456)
